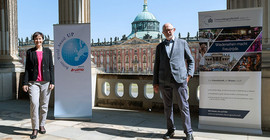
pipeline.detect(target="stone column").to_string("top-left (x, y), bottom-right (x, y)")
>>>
top-left (227, 0), bottom-right (270, 130)
top-left (59, 0), bottom-right (90, 24)
top-left (227, 0), bottom-right (262, 9)
top-left (261, 0), bottom-right (270, 130)
top-left (0, 0), bottom-right (23, 100)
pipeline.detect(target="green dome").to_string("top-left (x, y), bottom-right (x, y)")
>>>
top-left (128, 2), bottom-right (160, 40)
top-left (133, 11), bottom-right (158, 23)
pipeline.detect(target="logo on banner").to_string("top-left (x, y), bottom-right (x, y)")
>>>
top-left (200, 15), bottom-right (213, 27)
top-left (208, 18), bottom-right (213, 23)
top-left (62, 38), bottom-right (88, 66)
top-left (56, 32), bottom-right (88, 72)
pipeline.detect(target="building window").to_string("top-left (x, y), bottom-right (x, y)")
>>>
top-left (143, 64), bottom-right (146, 72)
top-left (107, 55), bottom-right (110, 63)
top-left (144, 84), bottom-right (154, 99)
top-left (143, 55), bottom-right (146, 63)
top-left (118, 66), bottom-right (121, 72)
top-left (102, 82), bottom-right (110, 96)
top-left (134, 55), bottom-right (138, 62)
top-left (116, 83), bottom-right (124, 97)
top-left (118, 56), bottom-right (121, 63)
top-left (126, 65), bottom-right (129, 72)
top-left (125, 56), bottom-right (129, 63)
top-left (134, 65), bottom-right (138, 72)
top-left (100, 55), bottom-right (103, 64)
top-left (129, 83), bottom-right (138, 98)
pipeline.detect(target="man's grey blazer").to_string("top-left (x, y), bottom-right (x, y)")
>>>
top-left (153, 38), bottom-right (195, 85)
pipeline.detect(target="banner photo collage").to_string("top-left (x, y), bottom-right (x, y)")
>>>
top-left (199, 26), bottom-right (262, 72)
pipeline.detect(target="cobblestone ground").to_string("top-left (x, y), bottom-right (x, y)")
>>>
top-left (0, 100), bottom-right (270, 140)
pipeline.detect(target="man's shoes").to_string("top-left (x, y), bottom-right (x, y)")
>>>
top-left (163, 130), bottom-right (175, 139)
top-left (186, 133), bottom-right (194, 140)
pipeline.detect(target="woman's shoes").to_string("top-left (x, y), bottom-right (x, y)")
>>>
top-left (39, 130), bottom-right (46, 134)
top-left (30, 129), bottom-right (38, 139)
top-left (30, 126), bottom-right (46, 139)
top-left (39, 126), bottom-right (46, 134)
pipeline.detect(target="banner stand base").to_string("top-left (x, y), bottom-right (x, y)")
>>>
top-left (54, 116), bottom-right (92, 121)
top-left (198, 124), bottom-right (262, 135)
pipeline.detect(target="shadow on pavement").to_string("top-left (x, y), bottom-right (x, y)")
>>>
top-left (81, 127), bottom-right (186, 139)
top-left (0, 125), bottom-right (31, 136)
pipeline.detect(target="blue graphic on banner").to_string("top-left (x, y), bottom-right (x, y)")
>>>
top-left (61, 38), bottom-right (88, 66)
top-left (199, 108), bottom-right (249, 119)
top-left (208, 41), bottom-right (253, 53)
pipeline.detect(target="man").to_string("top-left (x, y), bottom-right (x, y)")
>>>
top-left (153, 23), bottom-right (195, 140)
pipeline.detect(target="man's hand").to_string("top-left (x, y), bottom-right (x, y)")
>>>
top-left (153, 84), bottom-right (159, 93)
top-left (187, 75), bottom-right (192, 83)
top-left (49, 84), bottom-right (55, 90)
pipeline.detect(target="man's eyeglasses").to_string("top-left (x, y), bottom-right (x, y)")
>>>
top-left (164, 28), bottom-right (174, 32)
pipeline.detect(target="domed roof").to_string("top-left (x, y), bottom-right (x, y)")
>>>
top-left (128, 0), bottom-right (160, 40)
top-left (133, 10), bottom-right (157, 23)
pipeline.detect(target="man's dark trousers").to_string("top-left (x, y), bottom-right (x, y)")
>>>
top-left (159, 75), bottom-right (193, 135)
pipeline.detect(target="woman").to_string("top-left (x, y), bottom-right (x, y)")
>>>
top-left (22, 32), bottom-right (54, 139)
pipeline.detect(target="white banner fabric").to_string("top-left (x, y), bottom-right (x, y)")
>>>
top-left (199, 72), bottom-right (262, 134)
top-left (54, 24), bottom-right (92, 119)
top-left (198, 8), bottom-right (263, 134)
top-left (199, 8), bottom-right (263, 29)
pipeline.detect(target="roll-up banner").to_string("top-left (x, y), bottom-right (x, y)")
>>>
top-left (54, 24), bottom-right (92, 120)
top-left (198, 8), bottom-right (263, 134)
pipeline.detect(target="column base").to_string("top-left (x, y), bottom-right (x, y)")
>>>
top-left (0, 55), bottom-right (24, 100)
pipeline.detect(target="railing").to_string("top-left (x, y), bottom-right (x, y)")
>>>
top-left (18, 72), bottom-right (200, 113)
top-left (95, 73), bottom-right (199, 112)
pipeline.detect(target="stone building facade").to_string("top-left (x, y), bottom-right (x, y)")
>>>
top-left (91, 37), bottom-right (200, 74)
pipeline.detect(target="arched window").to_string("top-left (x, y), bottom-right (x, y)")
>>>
top-left (125, 56), bottom-right (129, 63)
top-left (118, 56), bottom-right (121, 63)
top-left (143, 55), bottom-right (146, 63)
top-left (134, 55), bottom-right (138, 62)
top-left (126, 65), bottom-right (129, 72)
top-left (100, 55), bottom-right (103, 64)
top-left (106, 55), bottom-right (110, 63)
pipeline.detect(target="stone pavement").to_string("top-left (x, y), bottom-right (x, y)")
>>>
top-left (0, 100), bottom-right (270, 140)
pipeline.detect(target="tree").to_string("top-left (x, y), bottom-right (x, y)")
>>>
top-left (187, 32), bottom-right (190, 40)
top-left (196, 31), bottom-right (199, 40)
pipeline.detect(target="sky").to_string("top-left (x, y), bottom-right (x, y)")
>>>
top-left (18, 0), bottom-right (226, 42)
